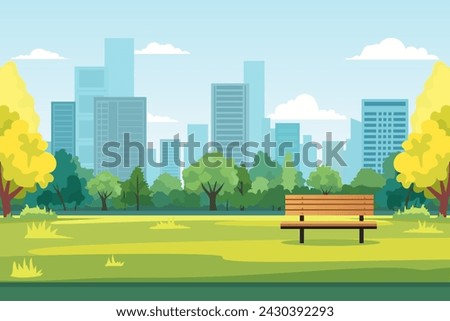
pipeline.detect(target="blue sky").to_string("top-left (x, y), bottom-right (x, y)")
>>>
top-left (1, 1), bottom-right (448, 143)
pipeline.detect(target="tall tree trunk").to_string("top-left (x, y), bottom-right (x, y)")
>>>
top-left (136, 175), bottom-right (140, 211)
top-left (404, 185), bottom-right (413, 209)
top-left (53, 186), bottom-right (67, 211)
top-left (1, 193), bottom-right (11, 217)
top-left (101, 197), bottom-right (108, 211)
top-left (438, 195), bottom-right (449, 218)
top-left (0, 174), bottom-right (23, 217)
top-left (209, 192), bottom-right (217, 211)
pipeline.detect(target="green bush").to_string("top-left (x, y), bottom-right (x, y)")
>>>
top-left (19, 205), bottom-right (57, 221)
top-left (392, 205), bottom-right (431, 221)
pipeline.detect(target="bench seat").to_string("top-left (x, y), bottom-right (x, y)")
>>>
top-left (280, 221), bottom-right (377, 229)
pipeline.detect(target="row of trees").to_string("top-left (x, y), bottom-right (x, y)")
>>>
top-left (15, 148), bottom-right (428, 213)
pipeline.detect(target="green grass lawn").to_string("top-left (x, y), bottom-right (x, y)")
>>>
top-left (1, 215), bottom-right (450, 282)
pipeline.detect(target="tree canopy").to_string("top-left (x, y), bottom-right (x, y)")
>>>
top-left (183, 153), bottom-right (238, 210)
top-left (395, 117), bottom-right (450, 216)
top-left (0, 110), bottom-right (55, 216)
top-left (307, 166), bottom-right (343, 194)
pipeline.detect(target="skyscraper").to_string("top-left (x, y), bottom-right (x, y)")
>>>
top-left (75, 38), bottom-right (135, 169)
top-left (342, 119), bottom-right (363, 183)
top-left (211, 83), bottom-right (249, 165)
top-left (160, 138), bottom-right (181, 178)
top-left (146, 143), bottom-right (159, 186)
top-left (301, 134), bottom-right (316, 179)
top-left (105, 38), bottom-right (134, 96)
top-left (362, 99), bottom-right (408, 173)
top-left (275, 123), bottom-right (300, 167)
top-left (244, 61), bottom-right (265, 144)
top-left (75, 67), bottom-right (107, 169)
top-left (51, 101), bottom-right (76, 156)
top-left (185, 124), bottom-right (208, 168)
top-left (94, 97), bottom-right (147, 181)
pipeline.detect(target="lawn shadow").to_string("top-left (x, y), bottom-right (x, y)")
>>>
top-left (282, 239), bottom-right (379, 246)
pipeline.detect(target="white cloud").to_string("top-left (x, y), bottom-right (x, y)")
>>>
top-left (147, 113), bottom-right (179, 123)
top-left (347, 38), bottom-right (438, 60)
top-left (12, 48), bottom-right (67, 60)
top-left (269, 94), bottom-right (346, 120)
top-left (135, 42), bottom-right (190, 55)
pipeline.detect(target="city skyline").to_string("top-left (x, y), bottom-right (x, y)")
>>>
top-left (2, 1), bottom-right (446, 147)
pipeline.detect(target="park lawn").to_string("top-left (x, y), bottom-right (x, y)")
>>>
top-left (1, 215), bottom-right (450, 282)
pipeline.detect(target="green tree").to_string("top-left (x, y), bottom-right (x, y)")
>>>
top-left (351, 168), bottom-right (386, 188)
top-left (87, 172), bottom-right (121, 211)
top-left (62, 175), bottom-right (85, 210)
top-left (50, 150), bottom-right (77, 211)
top-left (281, 153), bottom-right (297, 191)
top-left (249, 177), bottom-right (269, 194)
top-left (249, 152), bottom-right (282, 188)
top-left (235, 165), bottom-right (252, 210)
top-left (150, 173), bottom-right (182, 195)
top-left (36, 190), bottom-right (54, 212)
top-left (183, 153), bottom-right (239, 211)
top-left (307, 166), bottom-right (343, 194)
top-left (122, 167), bottom-right (151, 211)
top-left (73, 156), bottom-right (94, 206)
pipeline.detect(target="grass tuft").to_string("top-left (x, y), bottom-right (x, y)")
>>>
top-left (404, 221), bottom-right (443, 234)
top-left (105, 255), bottom-right (125, 267)
top-left (25, 221), bottom-right (69, 239)
top-left (150, 219), bottom-right (190, 230)
top-left (11, 258), bottom-right (43, 278)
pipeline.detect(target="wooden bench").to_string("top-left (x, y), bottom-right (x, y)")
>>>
top-left (280, 195), bottom-right (377, 244)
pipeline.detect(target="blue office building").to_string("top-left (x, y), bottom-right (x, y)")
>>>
top-left (301, 134), bottom-right (316, 179)
top-left (51, 101), bottom-right (76, 156)
top-left (244, 61), bottom-right (265, 145)
top-left (342, 119), bottom-right (363, 183)
top-left (362, 99), bottom-right (408, 173)
top-left (322, 139), bottom-right (345, 173)
top-left (275, 123), bottom-right (300, 167)
top-left (160, 139), bottom-right (181, 178)
top-left (185, 124), bottom-right (209, 168)
top-left (105, 38), bottom-right (134, 96)
top-left (94, 97), bottom-right (147, 180)
top-left (211, 84), bottom-right (249, 165)
top-left (146, 143), bottom-right (159, 186)
top-left (75, 67), bottom-right (108, 169)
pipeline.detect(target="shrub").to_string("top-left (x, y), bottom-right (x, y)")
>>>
top-left (19, 205), bottom-right (57, 221)
top-left (392, 205), bottom-right (431, 221)
top-left (105, 255), bottom-right (125, 267)
top-left (11, 258), bottom-right (43, 279)
top-left (404, 221), bottom-right (443, 234)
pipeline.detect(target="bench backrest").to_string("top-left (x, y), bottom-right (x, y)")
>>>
top-left (285, 195), bottom-right (374, 216)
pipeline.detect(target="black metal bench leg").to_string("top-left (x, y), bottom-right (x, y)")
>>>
top-left (359, 228), bottom-right (364, 244)
top-left (300, 229), bottom-right (304, 244)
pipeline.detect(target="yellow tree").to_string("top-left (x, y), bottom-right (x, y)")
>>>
top-left (0, 115), bottom-right (56, 216)
top-left (412, 62), bottom-right (450, 132)
top-left (0, 62), bottom-right (39, 132)
top-left (0, 61), bottom-right (56, 217)
top-left (394, 118), bottom-right (450, 217)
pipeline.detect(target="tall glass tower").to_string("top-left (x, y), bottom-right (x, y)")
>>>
top-left (51, 101), bottom-right (76, 156)
top-left (362, 99), bottom-right (408, 173)
top-left (211, 83), bottom-right (249, 165)
top-left (244, 61), bottom-right (265, 145)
